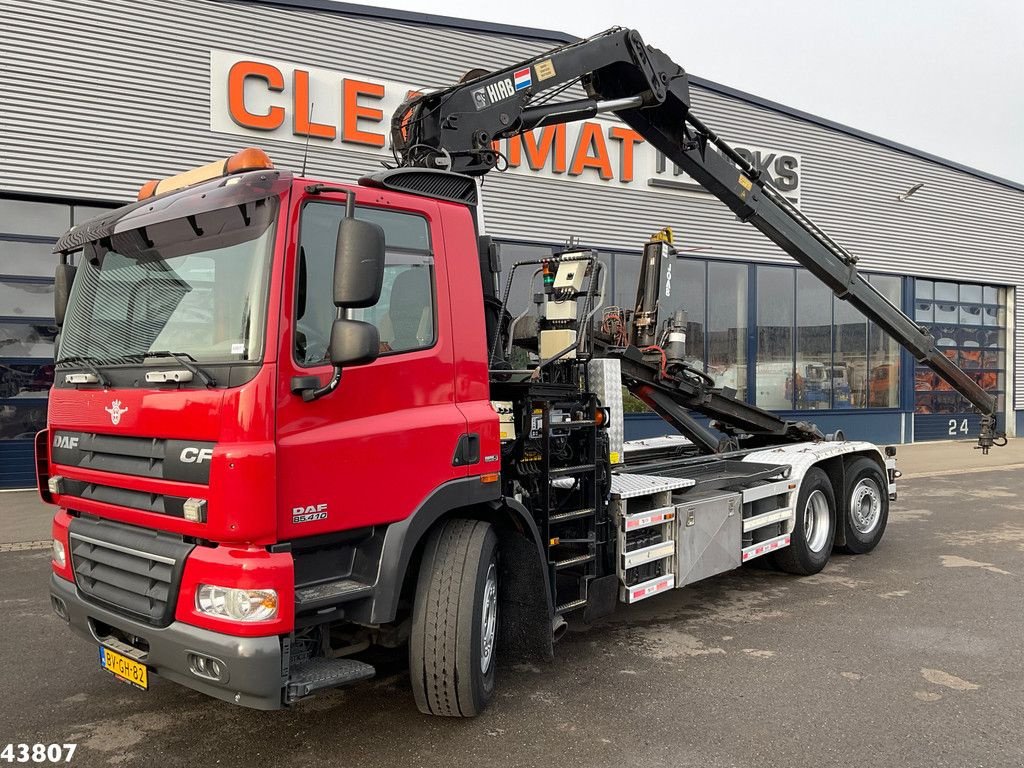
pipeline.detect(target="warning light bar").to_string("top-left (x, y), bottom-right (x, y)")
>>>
top-left (137, 147), bottom-right (274, 200)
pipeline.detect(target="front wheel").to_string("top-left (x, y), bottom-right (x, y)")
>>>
top-left (410, 519), bottom-right (498, 717)
top-left (773, 467), bottom-right (835, 575)
top-left (838, 457), bottom-right (889, 554)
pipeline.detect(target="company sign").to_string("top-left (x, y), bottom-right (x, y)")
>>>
top-left (210, 51), bottom-right (801, 202)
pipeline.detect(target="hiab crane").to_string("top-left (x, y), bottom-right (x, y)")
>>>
top-left (41, 27), bottom-right (1004, 718)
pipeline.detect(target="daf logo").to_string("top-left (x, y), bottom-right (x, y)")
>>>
top-left (292, 503), bottom-right (328, 523)
top-left (180, 447), bottom-right (214, 464)
top-left (105, 399), bottom-right (129, 425)
top-left (53, 435), bottom-right (79, 450)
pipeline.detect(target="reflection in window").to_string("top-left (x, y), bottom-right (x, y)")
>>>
top-left (0, 362), bottom-right (53, 399)
top-left (499, 244), bottom-right (557, 317)
top-left (295, 203), bottom-right (435, 365)
top-left (833, 295), bottom-right (867, 408)
top-left (662, 258), bottom-right (705, 361)
top-left (0, 322), bottom-right (57, 358)
top-left (0, 199), bottom-right (70, 237)
top-left (0, 280), bottom-right (53, 318)
top-left (0, 402), bottom-right (47, 440)
top-left (755, 266), bottom-right (793, 408)
top-left (913, 278), bottom-right (1005, 414)
top-left (867, 275), bottom-right (901, 407)
top-left (707, 262), bottom-right (746, 398)
top-left (612, 251), bottom-right (640, 311)
top-left (795, 270), bottom-right (831, 410)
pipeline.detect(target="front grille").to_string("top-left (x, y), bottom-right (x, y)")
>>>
top-left (62, 479), bottom-right (193, 519)
top-left (69, 517), bottom-right (194, 627)
top-left (51, 431), bottom-right (215, 485)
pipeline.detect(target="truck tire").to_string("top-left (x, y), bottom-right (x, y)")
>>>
top-left (410, 518), bottom-right (498, 717)
top-left (839, 457), bottom-right (888, 554)
top-left (772, 467), bottom-right (835, 575)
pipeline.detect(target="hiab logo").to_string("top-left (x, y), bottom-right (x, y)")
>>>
top-left (105, 400), bottom-right (129, 425)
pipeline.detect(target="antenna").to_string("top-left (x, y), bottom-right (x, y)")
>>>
top-left (300, 101), bottom-right (315, 176)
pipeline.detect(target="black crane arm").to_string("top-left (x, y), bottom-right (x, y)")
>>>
top-left (392, 27), bottom-right (1004, 453)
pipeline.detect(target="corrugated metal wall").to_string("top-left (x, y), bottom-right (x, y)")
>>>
top-left (3, 0), bottom-right (1023, 406)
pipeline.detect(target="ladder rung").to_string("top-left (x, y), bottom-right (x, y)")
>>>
top-left (556, 598), bottom-right (587, 614)
top-left (554, 553), bottom-right (595, 569)
top-left (550, 507), bottom-right (596, 523)
top-left (551, 420), bottom-right (596, 429)
top-left (550, 464), bottom-right (597, 477)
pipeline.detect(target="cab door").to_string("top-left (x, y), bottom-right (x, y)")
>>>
top-left (275, 188), bottom-right (466, 539)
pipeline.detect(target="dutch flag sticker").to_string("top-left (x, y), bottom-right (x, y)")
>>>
top-left (513, 67), bottom-right (532, 91)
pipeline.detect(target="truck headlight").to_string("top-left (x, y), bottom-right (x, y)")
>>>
top-left (52, 538), bottom-right (66, 568)
top-left (196, 584), bottom-right (279, 622)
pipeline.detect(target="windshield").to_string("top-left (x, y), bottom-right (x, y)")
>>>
top-left (59, 197), bottom-right (277, 365)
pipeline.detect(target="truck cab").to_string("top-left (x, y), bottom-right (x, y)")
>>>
top-left (45, 151), bottom-right (507, 710)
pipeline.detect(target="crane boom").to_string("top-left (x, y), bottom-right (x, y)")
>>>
top-left (391, 27), bottom-right (1004, 452)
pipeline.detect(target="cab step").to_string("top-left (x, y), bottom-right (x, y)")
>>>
top-left (549, 507), bottom-right (596, 523)
top-left (285, 657), bottom-right (375, 703)
top-left (554, 553), bottom-right (595, 569)
top-left (295, 578), bottom-right (372, 610)
top-left (556, 598), bottom-right (587, 614)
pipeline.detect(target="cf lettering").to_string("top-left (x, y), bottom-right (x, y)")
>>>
top-left (180, 447), bottom-right (214, 464)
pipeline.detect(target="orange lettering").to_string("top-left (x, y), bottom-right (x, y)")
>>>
top-left (609, 127), bottom-right (643, 183)
top-left (523, 126), bottom-right (566, 172)
top-left (293, 70), bottom-right (336, 139)
top-left (343, 79), bottom-right (385, 147)
top-left (228, 61), bottom-right (285, 131)
top-left (569, 122), bottom-right (613, 179)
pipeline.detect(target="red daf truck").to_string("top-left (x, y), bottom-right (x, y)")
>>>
top-left (41, 28), bottom-right (1003, 717)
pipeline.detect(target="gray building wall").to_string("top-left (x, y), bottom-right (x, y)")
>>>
top-left (2, 0), bottom-right (1022, 413)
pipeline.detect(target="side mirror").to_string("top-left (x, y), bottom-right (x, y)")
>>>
top-left (334, 218), bottom-right (385, 308)
top-left (329, 318), bottom-right (380, 367)
top-left (54, 264), bottom-right (76, 327)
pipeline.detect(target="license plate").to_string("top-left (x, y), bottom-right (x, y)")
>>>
top-left (99, 646), bottom-right (148, 690)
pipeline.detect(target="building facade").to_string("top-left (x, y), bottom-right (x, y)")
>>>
top-left (2, 0), bottom-right (1022, 487)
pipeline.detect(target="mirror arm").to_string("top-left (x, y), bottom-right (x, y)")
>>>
top-left (299, 366), bottom-right (342, 402)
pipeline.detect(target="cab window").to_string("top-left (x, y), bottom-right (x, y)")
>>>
top-left (295, 202), bottom-right (435, 366)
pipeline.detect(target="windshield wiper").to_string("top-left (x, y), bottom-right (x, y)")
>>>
top-left (54, 355), bottom-right (111, 387)
top-left (140, 350), bottom-right (217, 387)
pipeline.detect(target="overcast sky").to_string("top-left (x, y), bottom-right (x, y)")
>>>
top-left (361, 0), bottom-right (1024, 184)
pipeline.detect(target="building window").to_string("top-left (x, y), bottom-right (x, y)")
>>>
top-left (794, 269), bottom-right (832, 409)
top-left (913, 279), bottom-right (1005, 415)
top-left (667, 258), bottom-right (706, 361)
top-left (708, 262), bottom-right (747, 399)
top-left (833, 292), bottom-right (867, 408)
top-left (757, 266), bottom-right (903, 411)
top-left (295, 202), bottom-right (436, 366)
top-left (1, 199), bottom-right (68, 451)
top-left (755, 266), bottom-right (794, 408)
top-left (866, 275), bottom-right (901, 407)
top-left (500, 243), bottom-right (558, 317)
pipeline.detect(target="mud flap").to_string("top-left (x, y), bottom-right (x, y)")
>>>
top-left (496, 530), bottom-right (554, 662)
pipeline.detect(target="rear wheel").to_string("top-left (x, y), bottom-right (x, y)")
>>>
top-left (410, 518), bottom-right (498, 717)
top-left (773, 467), bottom-right (835, 575)
top-left (839, 457), bottom-right (889, 554)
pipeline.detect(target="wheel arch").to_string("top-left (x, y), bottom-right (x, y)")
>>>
top-left (368, 478), bottom-right (554, 661)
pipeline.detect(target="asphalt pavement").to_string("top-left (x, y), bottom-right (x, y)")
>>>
top-left (2, 444), bottom-right (1023, 767)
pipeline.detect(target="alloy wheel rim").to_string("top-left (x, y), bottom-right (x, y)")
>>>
top-left (850, 478), bottom-right (882, 534)
top-left (803, 489), bottom-right (831, 553)
top-left (480, 562), bottom-right (498, 674)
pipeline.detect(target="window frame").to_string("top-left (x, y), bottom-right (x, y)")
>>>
top-left (292, 200), bottom-right (438, 369)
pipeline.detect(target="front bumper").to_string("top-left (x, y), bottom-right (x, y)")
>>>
top-left (50, 574), bottom-right (285, 710)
